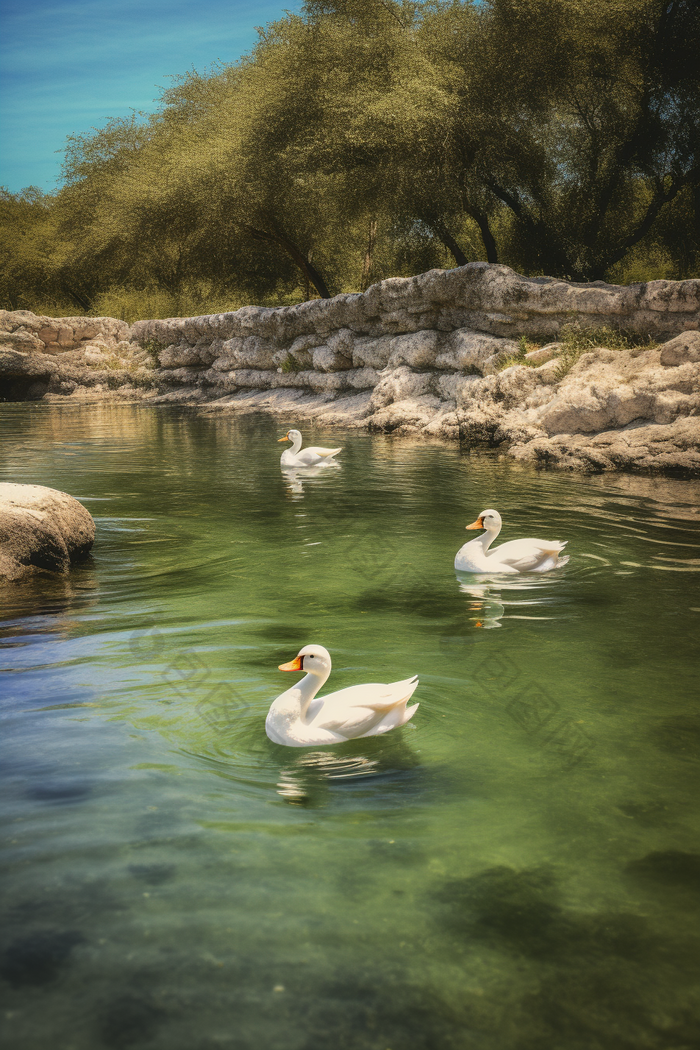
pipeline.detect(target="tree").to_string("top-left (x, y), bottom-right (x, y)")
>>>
top-left (0, 187), bottom-right (62, 311)
top-left (427, 0), bottom-right (700, 279)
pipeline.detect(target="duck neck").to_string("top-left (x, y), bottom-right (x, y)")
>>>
top-left (480, 523), bottom-right (501, 554)
top-left (289, 433), bottom-right (303, 454)
top-left (296, 669), bottom-right (329, 718)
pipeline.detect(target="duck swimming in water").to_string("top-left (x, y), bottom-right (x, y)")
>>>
top-left (278, 429), bottom-right (341, 467)
top-left (265, 645), bottom-right (419, 747)
top-left (454, 509), bottom-right (569, 573)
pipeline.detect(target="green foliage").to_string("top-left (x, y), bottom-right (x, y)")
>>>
top-left (1, 0), bottom-right (698, 318)
top-left (138, 338), bottom-right (168, 368)
top-left (497, 334), bottom-right (540, 371)
top-left (0, 187), bottom-right (68, 312)
top-left (280, 353), bottom-right (303, 374)
top-left (554, 324), bottom-right (659, 378)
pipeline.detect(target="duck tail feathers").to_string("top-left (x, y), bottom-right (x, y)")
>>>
top-left (401, 702), bottom-right (419, 725)
top-left (361, 677), bottom-right (419, 712)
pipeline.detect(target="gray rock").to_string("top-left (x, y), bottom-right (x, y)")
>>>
top-left (659, 330), bottom-right (700, 366)
top-left (370, 366), bottom-right (434, 409)
top-left (352, 335), bottom-right (395, 370)
top-left (311, 346), bottom-right (353, 372)
top-left (435, 330), bottom-right (515, 371)
top-left (386, 330), bottom-right (439, 368)
top-left (159, 343), bottom-right (206, 368)
top-left (0, 483), bottom-right (96, 580)
top-left (525, 342), bottom-right (562, 364)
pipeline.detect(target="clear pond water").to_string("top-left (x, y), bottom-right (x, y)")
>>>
top-left (1, 403), bottom-right (699, 1050)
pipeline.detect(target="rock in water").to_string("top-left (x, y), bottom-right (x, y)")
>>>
top-left (0, 483), bottom-right (95, 580)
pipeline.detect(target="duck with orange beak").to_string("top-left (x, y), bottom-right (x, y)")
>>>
top-left (454, 509), bottom-right (569, 573)
top-left (265, 645), bottom-right (419, 746)
top-left (278, 429), bottom-right (342, 467)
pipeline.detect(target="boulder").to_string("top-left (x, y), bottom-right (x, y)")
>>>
top-left (0, 484), bottom-right (96, 580)
top-left (159, 343), bottom-right (207, 368)
top-left (0, 329), bottom-right (45, 353)
top-left (311, 346), bottom-right (353, 372)
top-left (659, 330), bottom-right (700, 366)
top-left (435, 330), bottom-right (515, 372)
top-left (370, 365), bottom-right (435, 409)
top-left (386, 330), bottom-right (439, 368)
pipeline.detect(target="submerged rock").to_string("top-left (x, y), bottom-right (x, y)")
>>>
top-left (0, 483), bottom-right (96, 580)
top-left (0, 929), bottom-right (85, 987)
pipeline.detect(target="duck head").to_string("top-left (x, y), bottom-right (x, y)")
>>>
top-left (278, 428), bottom-right (302, 447)
top-left (466, 509), bottom-right (502, 533)
top-left (279, 644), bottom-right (332, 679)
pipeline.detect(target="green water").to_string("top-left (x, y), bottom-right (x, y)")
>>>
top-left (1, 403), bottom-right (699, 1050)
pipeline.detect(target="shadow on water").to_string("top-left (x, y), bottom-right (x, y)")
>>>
top-left (0, 930), bottom-right (85, 988)
top-left (433, 864), bottom-right (700, 1050)
top-left (127, 862), bottom-right (177, 886)
top-left (25, 778), bottom-right (93, 804)
top-left (0, 562), bottom-right (99, 644)
top-left (649, 715), bottom-right (700, 762)
top-left (97, 994), bottom-right (166, 1050)
top-left (625, 850), bottom-right (700, 895)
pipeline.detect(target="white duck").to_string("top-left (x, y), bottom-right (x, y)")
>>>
top-left (278, 429), bottom-right (342, 467)
top-left (454, 509), bottom-right (569, 574)
top-left (265, 645), bottom-right (419, 747)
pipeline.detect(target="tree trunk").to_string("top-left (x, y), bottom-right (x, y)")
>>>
top-left (593, 173), bottom-right (696, 278)
top-left (432, 223), bottom-right (469, 267)
top-left (361, 218), bottom-right (377, 290)
top-left (463, 204), bottom-right (498, 264)
top-left (62, 285), bottom-right (92, 312)
top-left (480, 178), bottom-right (578, 276)
top-left (244, 224), bottom-right (332, 299)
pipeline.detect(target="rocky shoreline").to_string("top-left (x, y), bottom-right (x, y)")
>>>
top-left (2, 263), bottom-right (699, 476)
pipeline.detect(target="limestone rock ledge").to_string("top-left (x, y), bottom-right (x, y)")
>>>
top-left (0, 309), bottom-right (154, 400)
top-left (2, 264), bottom-right (699, 476)
top-left (0, 484), bottom-right (96, 581)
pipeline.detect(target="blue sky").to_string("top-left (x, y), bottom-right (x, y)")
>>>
top-left (0, 0), bottom-right (303, 193)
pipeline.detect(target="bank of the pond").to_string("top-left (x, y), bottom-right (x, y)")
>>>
top-left (2, 264), bottom-right (699, 476)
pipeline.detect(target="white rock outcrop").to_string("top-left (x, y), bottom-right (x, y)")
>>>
top-left (2, 265), bottom-right (699, 475)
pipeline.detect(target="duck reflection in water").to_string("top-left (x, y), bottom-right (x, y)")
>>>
top-left (457, 581), bottom-right (506, 629)
top-left (281, 461), bottom-right (341, 498)
top-left (276, 734), bottom-right (420, 806)
top-left (455, 571), bottom-right (560, 630)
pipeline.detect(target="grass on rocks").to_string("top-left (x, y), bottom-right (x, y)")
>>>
top-left (553, 325), bottom-right (659, 379)
top-left (497, 327), bottom-right (660, 379)
top-left (497, 335), bottom-right (541, 371)
top-left (280, 353), bottom-right (303, 373)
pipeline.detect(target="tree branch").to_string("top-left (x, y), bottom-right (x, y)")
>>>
top-left (244, 224), bottom-right (332, 298)
top-left (462, 204), bottom-right (498, 264)
top-left (597, 170), bottom-right (699, 275)
top-left (430, 221), bottom-right (468, 267)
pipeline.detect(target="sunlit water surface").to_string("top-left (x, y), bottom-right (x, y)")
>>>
top-left (1, 404), bottom-right (699, 1050)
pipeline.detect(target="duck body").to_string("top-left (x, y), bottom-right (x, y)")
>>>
top-left (265, 645), bottom-right (419, 747)
top-left (279, 429), bottom-right (341, 467)
top-left (455, 509), bottom-right (569, 574)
